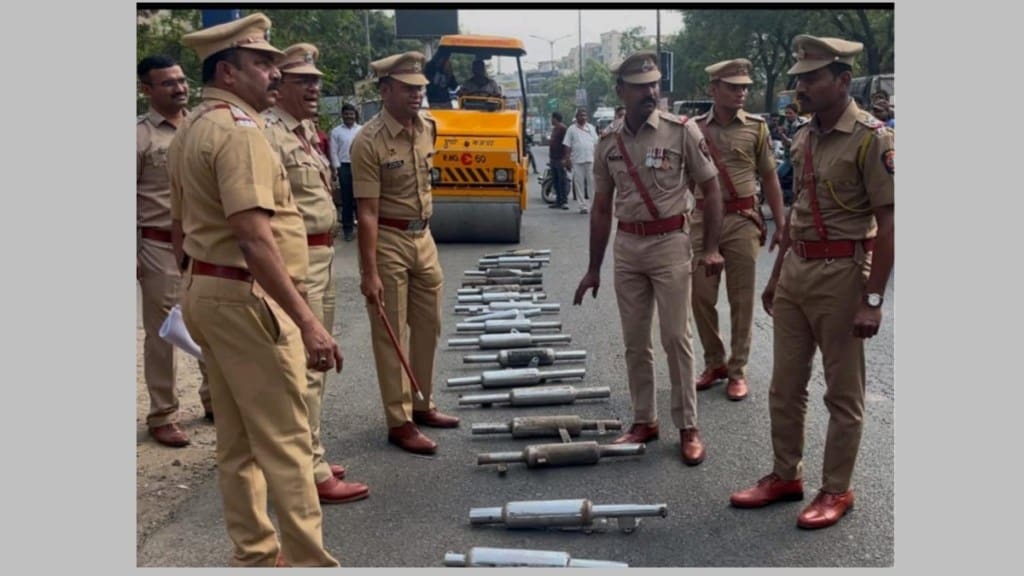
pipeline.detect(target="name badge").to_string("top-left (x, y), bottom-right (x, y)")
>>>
top-left (384, 160), bottom-right (405, 169)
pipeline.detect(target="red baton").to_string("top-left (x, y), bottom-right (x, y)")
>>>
top-left (378, 306), bottom-right (425, 401)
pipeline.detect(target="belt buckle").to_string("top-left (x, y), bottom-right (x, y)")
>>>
top-left (408, 219), bottom-right (426, 231)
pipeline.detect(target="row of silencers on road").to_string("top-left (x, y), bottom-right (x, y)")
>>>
top-left (457, 284), bottom-right (545, 294)
top-left (458, 385), bottom-right (611, 408)
top-left (455, 301), bottom-right (560, 315)
top-left (457, 291), bottom-right (547, 304)
top-left (448, 332), bottom-right (571, 349)
top-left (472, 415), bottom-right (621, 440)
top-left (444, 547), bottom-right (627, 568)
top-left (464, 347), bottom-right (586, 368)
top-left (469, 498), bottom-right (667, 534)
top-left (477, 255), bottom-right (551, 271)
top-left (455, 317), bottom-right (561, 333)
top-left (447, 367), bottom-right (585, 389)
top-left (477, 440), bottom-right (646, 474)
top-left (464, 267), bottom-right (544, 279)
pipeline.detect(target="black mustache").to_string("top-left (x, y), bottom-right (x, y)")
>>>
top-left (642, 97), bottom-right (656, 106)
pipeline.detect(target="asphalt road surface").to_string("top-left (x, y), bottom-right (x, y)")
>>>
top-left (138, 146), bottom-right (894, 568)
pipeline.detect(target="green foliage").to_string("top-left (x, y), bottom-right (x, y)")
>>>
top-left (136, 9), bottom-right (427, 116)
top-left (664, 8), bottom-right (893, 113)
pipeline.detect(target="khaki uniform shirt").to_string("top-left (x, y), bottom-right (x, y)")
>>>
top-left (593, 110), bottom-right (718, 223)
top-left (350, 107), bottom-right (436, 221)
top-left (168, 87), bottom-right (308, 283)
top-left (790, 100), bottom-right (895, 241)
top-left (262, 107), bottom-right (337, 235)
top-left (137, 108), bottom-right (184, 229)
top-left (692, 107), bottom-right (775, 200)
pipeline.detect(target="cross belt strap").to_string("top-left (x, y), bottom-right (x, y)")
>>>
top-left (697, 119), bottom-right (740, 202)
top-left (802, 135), bottom-right (830, 242)
top-left (614, 131), bottom-right (661, 220)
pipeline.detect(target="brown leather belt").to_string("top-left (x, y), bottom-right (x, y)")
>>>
top-left (140, 227), bottom-right (172, 243)
top-left (791, 238), bottom-right (875, 260)
top-left (695, 196), bottom-right (756, 213)
top-left (192, 259), bottom-right (253, 282)
top-left (379, 217), bottom-right (429, 232)
top-left (307, 232), bottom-right (333, 247)
top-left (617, 214), bottom-right (686, 236)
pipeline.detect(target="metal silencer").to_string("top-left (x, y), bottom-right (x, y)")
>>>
top-left (455, 302), bottom-right (560, 315)
top-left (463, 348), bottom-right (587, 368)
top-left (462, 276), bottom-right (544, 286)
top-left (464, 268), bottom-right (544, 279)
top-left (457, 292), bottom-right (547, 304)
top-left (477, 441), bottom-right (646, 469)
top-left (469, 498), bottom-right (667, 533)
top-left (458, 284), bottom-right (544, 295)
top-left (471, 415), bottom-right (622, 439)
top-left (482, 249), bottom-right (552, 259)
top-left (447, 333), bottom-right (571, 349)
top-left (458, 385), bottom-right (611, 408)
top-left (455, 318), bottom-right (562, 333)
top-left (443, 547), bottom-right (627, 568)
top-left (464, 309), bottom-right (542, 323)
top-left (446, 367), bottom-right (585, 389)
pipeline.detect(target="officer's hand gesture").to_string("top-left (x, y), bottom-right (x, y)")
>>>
top-left (361, 272), bottom-right (385, 312)
top-left (573, 271), bottom-right (601, 305)
top-left (698, 250), bottom-right (725, 277)
top-left (761, 278), bottom-right (777, 317)
top-left (769, 228), bottom-right (783, 252)
top-left (853, 304), bottom-right (882, 339)
top-left (302, 321), bottom-right (344, 373)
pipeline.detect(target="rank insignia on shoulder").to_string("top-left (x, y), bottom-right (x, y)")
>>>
top-left (229, 105), bottom-right (257, 128)
top-left (882, 149), bottom-right (894, 175)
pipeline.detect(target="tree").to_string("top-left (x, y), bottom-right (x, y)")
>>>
top-left (821, 9), bottom-right (894, 74)
top-left (619, 26), bottom-right (654, 58)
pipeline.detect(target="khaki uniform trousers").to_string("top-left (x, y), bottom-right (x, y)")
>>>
top-left (367, 226), bottom-right (444, 429)
top-left (303, 244), bottom-right (337, 484)
top-left (182, 273), bottom-right (337, 567)
top-left (613, 229), bottom-right (698, 430)
top-left (691, 213), bottom-right (761, 380)
top-left (769, 247), bottom-right (872, 494)
top-left (138, 238), bottom-right (210, 427)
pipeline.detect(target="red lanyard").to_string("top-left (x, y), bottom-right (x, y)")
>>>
top-left (802, 134), bottom-right (829, 241)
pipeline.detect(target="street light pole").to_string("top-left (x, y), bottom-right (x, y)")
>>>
top-left (529, 33), bottom-right (572, 71)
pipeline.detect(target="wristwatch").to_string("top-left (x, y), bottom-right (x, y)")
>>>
top-left (863, 293), bottom-right (883, 308)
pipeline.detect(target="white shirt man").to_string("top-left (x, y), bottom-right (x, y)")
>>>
top-left (562, 109), bottom-right (599, 213)
top-left (329, 107), bottom-right (363, 239)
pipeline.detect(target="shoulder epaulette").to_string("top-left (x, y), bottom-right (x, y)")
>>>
top-left (228, 105), bottom-right (258, 128)
top-left (660, 111), bottom-right (689, 125)
top-left (363, 115), bottom-right (386, 136)
top-left (747, 112), bottom-right (766, 123)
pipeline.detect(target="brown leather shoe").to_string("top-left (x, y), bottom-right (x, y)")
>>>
top-left (316, 476), bottom-right (370, 505)
top-left (388, 422), bottom-right (438, 455)
top-left (149, 423), bottom-right (190, 447)
top-left (797, 490), bottom-right (854, 529)
top-left (726, 378), bottom-right (749, 401)
top-left (611, 422), bottom-right (659, 444)
top-left (730, 473), bottom-right (805, 508)
top-left (412, 408), bottom-right (460, 428)
top-left (680, 427), bottom-right (705, 466)
top-left (329, 463), bottom-right (346, 479)
top-left (696, 365), bottom-right (729, 391)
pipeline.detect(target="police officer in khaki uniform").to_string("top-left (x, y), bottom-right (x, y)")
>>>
top-left (573, 51), bottom-right (725, 466)
top-left (262, 43), bottom-right (370, 505)
top-left (137, 55), bottom-right (213, 447)
top-left (169, 14), bottom-right (339, 566)
top-left (350, 51), bottom-right (459, 456)
top-left (691, 59), bottom-right (787, 401)
top-left (730, 36), bottom-right (894, 530)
